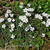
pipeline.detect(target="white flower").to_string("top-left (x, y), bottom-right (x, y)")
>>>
top-left (24, 18), bottom-right (28, 23)
top-left (25, 24), bottom-right (31, 31)
top-left (46, 23), bottom-right (49, 27)
top-left (10, 28), bottom-right (14, 32)
top-left (10, 29), bottom-right (13, 32)
top-left (32, 36), bottom-right (35, 38)
top-left (42, 21), bottom-right (46, 24)
top-left (27, 3), bottom-right (31, 7)
top-left (12, 19), bottom-right (15, 22)
top-left (27, 8), bottom-right (34, 12)
top-left (10, 13), bottom-right (14, 17)
top-left (19, 16), bottom-right (28, 23)
top-left (25, 26), bottom-right (29, 31)
top-left (42, 12), bottom-right (48, 16)
top-left (42, 12), bottom-right (49, 18)
top-left (7, 18), bottom-right (12, 22)
top-left (6, 9), bottom-right (12, 13)
top-left (5, 13), bottom-right (8, 18)
top-left (0, 18), bottom-right (4, 23)
top-left (47, 19), bottom-right (50, 24)
top-left (2, 24), bottom-right (6, 29)
top-left (20, 2), bottom-right (23, 5)
top-left (25, 24), bottom-right (35, 31)
top-left (18, 22), bottom-right (23, 27)
top-left (46, 19), bottom-right (50, 27)
top-left (30, 27), bottom-right (35, 31)
top-left (23, 8), bottom-right (28, 12)
top-left (25, 12), bottom-right (31, 16)
top-left (19, 5), bottom-right (23, 8)
top-left (11, 34), bottom-right (15, 39)
top-left (35, 14), bottom-right (43, 20)
top-left (42, 33), bottom-right (45, 37)
top-left (30, 44), bottom-right (32, 46)
top-left (10, 23), bottom-right (15, 29)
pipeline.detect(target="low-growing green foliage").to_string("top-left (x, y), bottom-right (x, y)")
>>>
top-left (0, 0), bottom-right (50, 49)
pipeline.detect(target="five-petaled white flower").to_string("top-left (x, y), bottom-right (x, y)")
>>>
top-left (25, 24), bottom-right (35, 31)
top-left (19, 16), bottom-right (28, 23)
top-left (6, 9), bottom-right (12, 14)
top-left (2, 24), bottom-right (6, 29)
top-left (5, 13), bottom-right (8, 18)
top-left (32, 36), bottom-right (35, 38)
top-left (19, 22), bottom-right (23, 27)
top-left (10, 23), bottom-right (15, 29)
top-left (7, 18), bottom-right (12, 22)
top-left (35, 14), bottom-right (43, 20)
top-left (19, 5), bottom-right (23, 8)
top-left (12, 19), bottom-right (15, 22)
top-left (46, 19), bottom-right (50, 27)
top-left (20, 2), bottom-right (23, 5)
top-left (25, 12), bottom-right (31, 16)
top-left (10, 13), bottom-right (14, 17)
top-left (27, 3), bottom-right (31, 7)
top-left (42, 12), bottom-right (50, 18)
top-left (11, 34), bottom-right (15, 39)
top-left (23, 8), bottom-right (28, 12)
top-left (42, 21), bottom-right (46, 24)
top-left (30, 27), bottom-right (35, 31)
top-left (27, 8), bottom-right (34, 12)
top-left (0, 18), bottom-right (4, 23)
top-left (10, 29), bottom-right (14, 32)
top-left (42, 33), bottom-right (45, 37)
top-left (25, 24), bottom-right (31, 31)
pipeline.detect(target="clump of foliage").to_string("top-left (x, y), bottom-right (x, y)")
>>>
top-left (0, 0), bottom-right (50, 49)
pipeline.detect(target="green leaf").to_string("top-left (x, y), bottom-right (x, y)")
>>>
top-left (23, 0), bottom-right (28, 4)
top-left (35, 44), bottom-right (39, 48)
top-left (46, 32), bottom-right (50, 37)
top-left (14, 1), bottom-right (18, 8)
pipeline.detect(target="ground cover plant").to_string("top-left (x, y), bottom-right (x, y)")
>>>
top-left (0, 0), bottom-right (50, 49)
